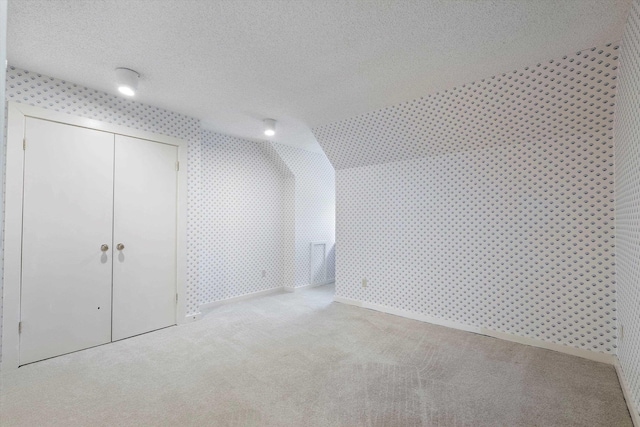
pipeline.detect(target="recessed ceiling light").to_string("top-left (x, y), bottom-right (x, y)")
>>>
top-left (115, 67), bottom-right (140, 97)
top-left (118, 86), bottom-right (135, 97)
top-left (264, 118), bottom-right (276, 136)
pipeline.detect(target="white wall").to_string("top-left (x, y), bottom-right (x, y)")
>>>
top-left (271, 144), bottom-right (335, 287)
top-left (315, 42), bottom-right (619, 355)
top-left (614, 0), bottom-right (640, 416)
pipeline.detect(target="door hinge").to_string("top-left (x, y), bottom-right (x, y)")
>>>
top-left (176, 161), bottom-right (179, 171)
top-left (175, 293), bottom-right (179, 303)
top-left (23, 138), bottom-right (26, 150)
top-left (18, 321), bottom-right (22, 334)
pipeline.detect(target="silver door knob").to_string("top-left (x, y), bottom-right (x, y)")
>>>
top-left (101, 244), bottom-right (109, 252)
top-left (116, 243), bottom-right (125, 250)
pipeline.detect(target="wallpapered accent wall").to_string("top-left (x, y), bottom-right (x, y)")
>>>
top-left (316, 44), bottom-right (619, 171)
top-left (271, 144), bottom-right (336, 287)
top-left (198, 130), bottom-right (291, 302)
top-left (614, 0), bottom-right (640, 415)
top-left (314, 43), bottom-right (619, 354)
top-left (195, 136), bottom-right (336, 299)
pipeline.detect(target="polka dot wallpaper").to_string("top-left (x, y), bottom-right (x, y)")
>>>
top-left (198, 130), bottom-right (292, 302)
top-left (271, 144), bottom-right (336, 287)
top-left (614, 0), bottom-right (640, 413)
top-left (315, 43), bottom-right (620, 354)
top-left (196, 137), bottom-right (336, 296)
top-left (316, 44), bottom-right (619, 171)
top-left (282, 171), bottom-right (297, 289)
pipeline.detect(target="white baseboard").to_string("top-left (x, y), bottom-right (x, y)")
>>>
top-left (199, 287), bottom-right (285, 311)
top-left (334, 295), bottom-right (362, 306)
top-left (334, 296), bottom-right (615, 365)
top-left (199, 283), bottom-right (336, 310)
top-left (285, 281), bottom-right (335, 293)
top-left (182, 312), bottom-right (202, 323)
top-left (615, 358), bottom-right (640, 427)
top-left (485, 327), bottom-right (615, 364)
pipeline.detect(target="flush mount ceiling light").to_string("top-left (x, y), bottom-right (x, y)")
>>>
top-left (263, 118), bottom-right (276, 136)
top-left (115, 67), bottom-right (140, 97)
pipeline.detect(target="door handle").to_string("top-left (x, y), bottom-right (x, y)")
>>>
top-left (101, 244), bottom-right (109, 252)
top-left (116, 243), bottom-right (125, 250)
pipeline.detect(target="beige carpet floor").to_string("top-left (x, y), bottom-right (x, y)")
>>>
top-left (0, 284), bottom-right (633, 426)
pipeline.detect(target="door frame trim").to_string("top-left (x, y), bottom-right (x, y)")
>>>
top-left (1, 102), bottom-right (188, 370)
top-left (309, 241), bottom-right (328, 285)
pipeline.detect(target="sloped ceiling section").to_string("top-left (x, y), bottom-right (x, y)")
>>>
top-left (313, 44), bottom-right (619, 170)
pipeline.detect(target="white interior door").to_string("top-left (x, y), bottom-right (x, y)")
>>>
top-left (112, 135), bottom-right (177, 341)
top-left (20, 118), bottom-right (114, 365)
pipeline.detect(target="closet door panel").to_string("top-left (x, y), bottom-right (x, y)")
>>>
top-left (20, 118), bottom-right (114, 365)
top-left (112, 135), bottom-right (177, 341)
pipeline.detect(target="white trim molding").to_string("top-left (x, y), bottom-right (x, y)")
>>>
top-left (334, 296), bottom-right (616, 365)
top-left (309, 241), bottom-right (327, 285)
top-left (203, 282), bottom-right (334, 304)
top-left (199, 287), bottom-right (286, 311)
top-left (615, 359), bottom-right (640, 427)
top-left (182, 313), bottom-right (203, 323)
top-left (1, 102), bottom-right (189, 370)
top-left (285, 281), bottom-right (335, 293)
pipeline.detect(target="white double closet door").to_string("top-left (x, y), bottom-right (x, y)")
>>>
top-left (19, 117), bottom-right (178, 365)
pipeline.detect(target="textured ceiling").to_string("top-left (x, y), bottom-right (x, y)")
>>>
top-left (7, 0), bottom-right (631, 153)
